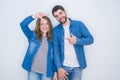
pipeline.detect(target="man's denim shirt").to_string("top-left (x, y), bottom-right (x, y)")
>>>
top-left (20, 16), bottom-right (54, 77)
top-left (52, 19), bottom-right (94, 70)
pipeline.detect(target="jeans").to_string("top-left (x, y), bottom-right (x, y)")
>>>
top-left (28, 71), bottom-right (51, 80)
top-left (59, 66), bottom-right (82, 80)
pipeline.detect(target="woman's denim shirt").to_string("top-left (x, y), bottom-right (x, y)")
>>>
top-left (20, 16), bottom-right (54, 77)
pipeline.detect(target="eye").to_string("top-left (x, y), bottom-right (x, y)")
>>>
top-left (55, 15), bottom-right (58, 18)
top-left (59, 12), bottom-right (62, 15)
top-left (40, 23), bottom-right (44, 25)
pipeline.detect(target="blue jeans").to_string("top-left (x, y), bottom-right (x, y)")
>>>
top-left (60, 66), bottom-right (82, 80)
top-left (28, 71), bottom-right (51, 80)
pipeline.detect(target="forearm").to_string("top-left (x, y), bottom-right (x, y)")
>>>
top-left (76, 35), bottom-right (94, 45)
top-left (20, 15), bottom-right (34, 39)
top-left (20, 16), bottom-right (34, 27)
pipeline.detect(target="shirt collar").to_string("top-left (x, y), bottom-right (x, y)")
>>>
top-left (59, 18), bottom-right (74, 28)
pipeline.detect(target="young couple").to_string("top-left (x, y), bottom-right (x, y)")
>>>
top-left (20, 5), bottom-right (94, 80)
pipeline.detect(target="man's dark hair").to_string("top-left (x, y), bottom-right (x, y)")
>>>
top-left (52, 5), bottom-right (65, 16)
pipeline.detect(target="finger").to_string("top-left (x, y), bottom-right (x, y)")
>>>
top-left (38, 16), bottom-right (42, 19)
top-left (60, 74), bottom-right (66, 80)
top-left (65, 72), bottom-right (68, 75)
top-left (64, 75), bottom-right (68, 80)
top-left (62, 77), bottom-right (66, 80)
top-left (41, 13), bottom-right (48, 17)
top-left (71, 33), bottom-right (75, 38)
top-left (38, 12), bottom-right (46, 17)
top-left (58, 74), bottom-right (62, 79)
top-left (59, 76), bottom-right (63, 80)
top-left (63, 71), bottom-right (68, 80)
top-left (54, 77), bottom-right (57, 80)
top-left (37, 14), bottom-right (42, 19)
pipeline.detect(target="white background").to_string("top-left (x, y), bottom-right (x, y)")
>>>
top-left (0, 0), bottom-right (120, 80)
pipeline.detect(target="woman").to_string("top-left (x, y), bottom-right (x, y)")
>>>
top-left (20, 12), bottom-right (57, 80)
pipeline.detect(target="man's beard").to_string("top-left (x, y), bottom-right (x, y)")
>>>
top-left (59, 17), bottom-right (67, 24)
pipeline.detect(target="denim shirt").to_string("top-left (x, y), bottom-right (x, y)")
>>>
top-left (52, 19), bottom-right (94, 70)
top-left (20, 16), bottom-right (54, 77)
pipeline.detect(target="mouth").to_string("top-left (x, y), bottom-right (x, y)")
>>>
top-left (59, 17), bottom-right (67, 24)
top-left (60, 18), bottom-right (65, 22)
top-left (43, 28), bottom-right (48, 31)
top-left (41, 27), bottom-right (49, 32)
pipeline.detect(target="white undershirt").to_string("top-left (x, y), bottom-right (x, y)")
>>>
top-left (63, 25), bottom-right (80, 67)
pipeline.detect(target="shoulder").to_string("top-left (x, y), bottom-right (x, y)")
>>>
top-left (70, 19), bottom-right (84, 25)
top-left (71, 19), bottom-right (86, 29)
top-left (53, 24), bottom-right (61, 32)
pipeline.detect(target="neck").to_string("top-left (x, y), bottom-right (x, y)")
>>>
top-left (63, 18), bottom-right (70, 26)
top-left (42, 33), bottom-right (47, 37)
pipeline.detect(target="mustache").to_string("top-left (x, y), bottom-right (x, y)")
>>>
top-left (60, 17), bottom-right (65, 20)
top-left (59, 17), bottom-right (67, 24)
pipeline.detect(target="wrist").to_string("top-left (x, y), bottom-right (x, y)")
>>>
top-left (58, 68), bottom-right (63, 71)
top-left (32, 15), bottom-right (36, 19)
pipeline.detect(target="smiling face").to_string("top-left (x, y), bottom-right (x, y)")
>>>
top-left (35, 16), bottom-right (52, 40)
top-left (53, 9), bottom-right (67, 24)
top-left (40, 18), bottom-right (49, 35)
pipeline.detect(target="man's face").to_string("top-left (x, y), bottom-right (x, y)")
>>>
top-left (53, 9), bottom-right (67, 24)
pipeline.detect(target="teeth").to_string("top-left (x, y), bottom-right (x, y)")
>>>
top-left (61, 18), bottom-right (65, 22)
top-left (42, 28), bottom-right (48, 31)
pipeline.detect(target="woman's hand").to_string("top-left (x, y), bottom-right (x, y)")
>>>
top-left (58, 68), bottom-right (68, 80)
top-left (53, 72), bottom-right (58, 80)
top-left (32, 12), bottom-right (48, 19)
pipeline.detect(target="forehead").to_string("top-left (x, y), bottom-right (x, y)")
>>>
top-left (53, 9), bottom-right (64, 15)
top-left (40, 18), bottom-right (48, 23)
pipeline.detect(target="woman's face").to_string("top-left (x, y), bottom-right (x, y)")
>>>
top-left (40, 18), bottom-right (49, 34)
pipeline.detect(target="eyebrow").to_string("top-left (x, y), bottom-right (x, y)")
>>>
top-left (54, 15), bottom-right (58, 18)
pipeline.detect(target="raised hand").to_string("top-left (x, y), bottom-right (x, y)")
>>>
top-left (32, 12), bottom-right (48, 19)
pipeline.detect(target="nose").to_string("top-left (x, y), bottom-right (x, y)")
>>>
top-left (58, 15), bottom-right (62, 20)
top-left (59, 15), bottom-right (62, 19)
top-left (43, 24), bottom-right (47, 27)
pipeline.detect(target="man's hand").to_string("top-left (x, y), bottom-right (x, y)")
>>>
top-left (58, 68), bottom-right (68, 80)
top-left (65, 34), bottom-right (76, 44)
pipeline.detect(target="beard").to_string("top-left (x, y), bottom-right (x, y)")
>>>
top-left (59, 17), bottom-right (67, 24)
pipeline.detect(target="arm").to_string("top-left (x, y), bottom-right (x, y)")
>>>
top-left (20, 16), bottom-right (34, 39)
top-left (65, 22), bottom-right (94, 45)
top-left (20, 12), bottom-right (47, 39)
top-left (76, 22), bottom-right (94, 45)
top-left (52, 29), bottom-right (62, 69)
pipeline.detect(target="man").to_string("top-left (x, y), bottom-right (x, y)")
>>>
top-left (52, 5), bottom-right (94, 80)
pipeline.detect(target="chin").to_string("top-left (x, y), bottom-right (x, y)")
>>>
top-left (61, 21), bottom-right (66, 24)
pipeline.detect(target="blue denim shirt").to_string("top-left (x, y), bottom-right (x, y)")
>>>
top-left (52, 19), bottom-right (94, 70)
top-left (20, 16), bottom-right (54, 77)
